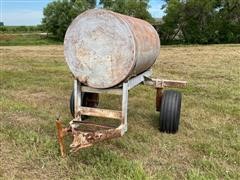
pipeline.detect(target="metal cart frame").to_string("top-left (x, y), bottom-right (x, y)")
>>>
top-left (56, 69), bottom-right (186, 157)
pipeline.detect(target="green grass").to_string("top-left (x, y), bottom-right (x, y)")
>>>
top-left (0, 33), bottom-right (61, 46)
top-left (0, 44), bottom-right (239, 179)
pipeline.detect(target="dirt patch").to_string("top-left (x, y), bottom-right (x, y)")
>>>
top-left (0, 34), bottom-right (17, 40)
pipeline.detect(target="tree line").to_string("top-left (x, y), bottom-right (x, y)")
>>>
top-left (41, 0), bottom-right (240, 44)
top-left (0, 25), bottom-right (43, 33)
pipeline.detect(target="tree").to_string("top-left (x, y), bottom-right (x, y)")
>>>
top-left (42, 0), bottom-right (96, 40)
top-left (99, 0), bottom-right (154, 22)
top-left (181, 0), bottom-right (217, 44)
top-left (158, 0), bottom-right (240, 44)
top-left (158, 0), bottom-right (184, 43)
top-left (214, 0), bottom-right (240, 43)
top-left (160, 0), bottom-right (218, 44)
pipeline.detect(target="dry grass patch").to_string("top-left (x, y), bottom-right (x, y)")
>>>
top-left (0, 44), bottom-right (239, 179)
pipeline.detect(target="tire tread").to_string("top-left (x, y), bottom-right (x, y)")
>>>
top-left (159, 90), bottom-right (182, 134)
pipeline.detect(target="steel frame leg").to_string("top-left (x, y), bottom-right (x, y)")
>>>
top-left (74, 79), bottom-right (81, 119)
top-left (122, 82), bottom-right (128, 133)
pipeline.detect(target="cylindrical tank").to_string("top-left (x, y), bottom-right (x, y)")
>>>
top-left (64, 9), bottom-right (160, 89)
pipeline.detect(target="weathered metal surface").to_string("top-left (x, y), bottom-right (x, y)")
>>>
top-left (70, 127), bottom-right (122, 152)
top-left (79, 107), bottom-right (122, 119)
top-left (122, 82), bottom-right (128, 132)
top-left (127, 70), bottom-right (151, 89)
top-left (144, 77), bottom-right (187, 88)
top-left (81, 86), bottom-right (122, 95)
top-left (74, 80), bottom-right (81, 117)
top-left (64, 9), bottom-right (160, 89)
top-left (56, 119), bottom-right (71, 157)
top-left (76, 121), bottom-right (115, 129)
top-left (56, 73), bottom-right (187, 155)
top-left (56, 117), bottom-right (123, 156)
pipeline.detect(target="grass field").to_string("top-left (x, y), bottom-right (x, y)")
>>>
top-left (0, 33), bottom-right (61, 46)
top-left (0, 44), bottom-right (239, 179)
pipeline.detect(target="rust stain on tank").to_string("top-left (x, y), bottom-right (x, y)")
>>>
top-left (64, 9), bottom-right (160, 89)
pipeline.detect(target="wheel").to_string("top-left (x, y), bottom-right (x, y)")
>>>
top-left (159, 90), bottom-right (182, 134)
top-left (70, 90), bottom-right (99, 118)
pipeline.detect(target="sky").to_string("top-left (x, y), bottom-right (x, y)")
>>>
top-left (0, 0), bottom-right (165, 26)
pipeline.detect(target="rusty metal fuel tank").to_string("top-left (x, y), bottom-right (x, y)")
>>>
top-left (64, 9), bottom-right (160, 88)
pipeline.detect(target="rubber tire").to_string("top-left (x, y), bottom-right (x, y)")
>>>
top-left (70, 90), bottom-right (77, 118)
top-left (159, 90), bottom-right (182, 134)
